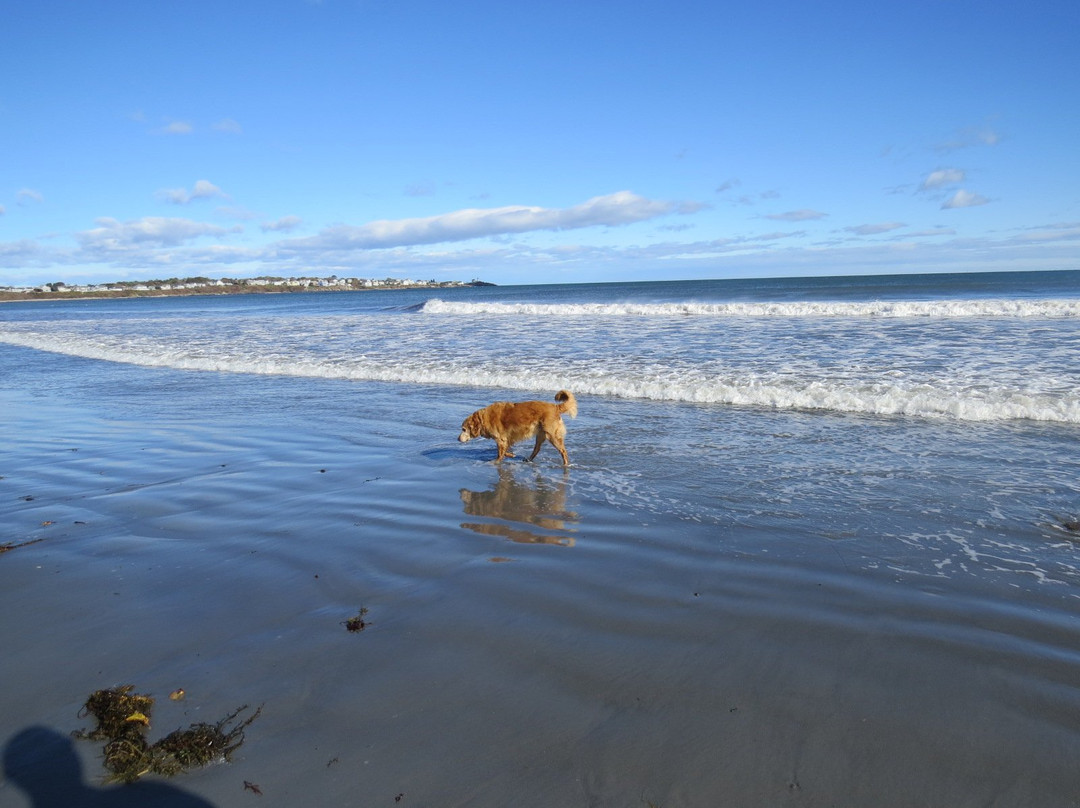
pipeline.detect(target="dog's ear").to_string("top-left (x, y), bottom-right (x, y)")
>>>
top-left (463, 412), bottom-right (482, 437)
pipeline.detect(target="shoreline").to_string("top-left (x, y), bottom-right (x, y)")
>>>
top-left (0, 281), bottom-right (492, 304)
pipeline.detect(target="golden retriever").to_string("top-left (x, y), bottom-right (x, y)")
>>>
top-left (458, 390), bottom-right (577, 465)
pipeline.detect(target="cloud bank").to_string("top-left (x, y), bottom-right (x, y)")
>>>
top-left (76, 217), bottom-right (236, 252)
top-left (285, 191), bottom-right (682, 251)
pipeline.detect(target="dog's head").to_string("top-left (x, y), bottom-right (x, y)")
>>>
top-left (459, 411), bottom-right (482, 443)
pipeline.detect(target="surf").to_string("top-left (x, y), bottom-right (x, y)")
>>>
top-left (420, 298), bottom-right (1080, 319)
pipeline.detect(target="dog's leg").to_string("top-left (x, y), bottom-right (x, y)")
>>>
top-left (549, 434), bottom-right (569, 466)
top-left (527, 431), bottom-right (546, 462)
top-left (495, 439), bottom-right (516, 462)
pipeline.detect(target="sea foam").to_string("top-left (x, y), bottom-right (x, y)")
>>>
top-left (420, 298), bottom-right (1080, 318)
top-left (2, 327), bottom-right (1078, 424)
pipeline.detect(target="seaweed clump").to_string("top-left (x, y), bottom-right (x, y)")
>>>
top-left (343, 607), bottom-right (370, 633)
top-left (73, 685), bottom-right (260, 784)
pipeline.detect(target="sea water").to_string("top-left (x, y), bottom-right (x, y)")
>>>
top-left (3, 269), bottom-right (1080, 555)
top-left (3, 269), bottom-right (1079, 588)
top-left (3, 269), bottom-right (1080, 803)
top-left (2, 270), bottom-right (1078, 423)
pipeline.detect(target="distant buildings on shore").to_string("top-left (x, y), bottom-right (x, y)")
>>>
top-left (1, 276), bottom-right (487, 297)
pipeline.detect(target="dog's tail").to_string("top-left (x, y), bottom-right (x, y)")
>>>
top-left (554, 390), bottom-right (577, 419)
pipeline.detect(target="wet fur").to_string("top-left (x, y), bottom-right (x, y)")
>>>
top-left (459, 390), bottom-right (577, 465)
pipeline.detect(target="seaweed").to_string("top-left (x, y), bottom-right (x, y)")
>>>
top-left (343, 607), bottom-right (371, 633)
top-left (0, 538), bottom-right (44, 555)
top-left (73, 685), bottom-right (260, 784)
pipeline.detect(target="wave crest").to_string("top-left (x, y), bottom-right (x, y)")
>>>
top-left (2, 329), bottom-right (1077, 424)
top-left (420, 298), bottom-right (1080, 318)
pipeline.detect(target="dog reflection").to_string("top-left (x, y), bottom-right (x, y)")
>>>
top-left (460, 465), bottom-right (578, 547)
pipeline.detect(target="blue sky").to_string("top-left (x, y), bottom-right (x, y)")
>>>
top-left (2, 0), bottom-right (1077, 286)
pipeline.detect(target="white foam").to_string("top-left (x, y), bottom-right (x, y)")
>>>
top-left (421, 298), bottom-right (1080, 319)
top-left (3, 328), bottom-right (1078, 424)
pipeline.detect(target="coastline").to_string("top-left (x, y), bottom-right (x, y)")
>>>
top-left (0, 281), bottom-right (490, 304)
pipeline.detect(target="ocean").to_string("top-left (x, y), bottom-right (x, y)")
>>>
top-left (3, 270), bottom-right (1079, 423)
top-left (2, 269), bottom-right (1080, 805)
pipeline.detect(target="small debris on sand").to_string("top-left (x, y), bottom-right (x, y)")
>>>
top-left (72, 684), bottom-right (260, 783)
top-left (0, 538), bottom-right (44, 555)
top-left (343, 607), bottom-right (370, 633)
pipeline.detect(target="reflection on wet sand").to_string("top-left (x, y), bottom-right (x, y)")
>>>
top-left (460, 465), bottom-right (578, 547)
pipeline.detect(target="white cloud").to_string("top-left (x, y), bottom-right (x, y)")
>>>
top-left (156, 180), bottom-right (227, 205)
top-left (920, 168), bottom-right (966, 191)
top-left (715, 178), bottom-right (741, 193)
top-left (212, 118), bottom-right (243, 134)
top-left (261, 215), bottom-right (303, 233)
top-left (765, 209), bottom-right (827, 222)
top-left (282, 191), bottom-right (684, 251)
top-left (17, 188), bottom-right (44, 206)
top-left (159, 120), bottom-right (193, 135)
top-left (6, 213), bottom-right (1080, 286)
top-left (941, 190), bottom-right (990, 210)
top-left (0, 204), bottom-right (5, 216)
top-left (844, 222), bottom-right (906, 236)
top-left (76, 217), bottom-right (235, 251)
top-left (0, 239), bottom-right (45, 267)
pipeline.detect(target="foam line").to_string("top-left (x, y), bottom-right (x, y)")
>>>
top-left (420, 298), bottom-right (1080, 318)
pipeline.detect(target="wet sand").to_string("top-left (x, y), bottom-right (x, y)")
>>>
top-left (3, 383), bottom-right (1080, 807)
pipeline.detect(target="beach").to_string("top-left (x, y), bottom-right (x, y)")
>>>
top-left (3, 275), bottom-right (1080, 806)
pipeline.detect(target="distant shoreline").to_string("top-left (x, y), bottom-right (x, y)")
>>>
top-left (0, 280), bottom-right (494, 303)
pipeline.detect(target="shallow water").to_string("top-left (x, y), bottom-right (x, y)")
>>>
top-left (3, 344), bottom-right (1080, 806)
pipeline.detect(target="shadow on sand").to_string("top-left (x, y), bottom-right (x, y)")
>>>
top-left (3, 727), bottom-right (215, 808)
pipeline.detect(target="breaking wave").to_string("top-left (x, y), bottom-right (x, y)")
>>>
top-left (420, 298), bottom-right (1080, 319)
top-left (2, 327), bottom-right (1078, 424)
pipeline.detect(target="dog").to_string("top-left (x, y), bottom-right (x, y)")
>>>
top-left (458, 390), bottom-right (577, 465)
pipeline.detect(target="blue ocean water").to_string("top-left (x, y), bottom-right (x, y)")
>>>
top-left (3, 269), bottom-right (1079, 422)
top-left (4, 269), bottom-right (1080, 804)
top-left (3, 268), bottom-right (1078, 588)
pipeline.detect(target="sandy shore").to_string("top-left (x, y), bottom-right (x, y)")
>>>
top-left (3, 375), bottom-right (1080, 807)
